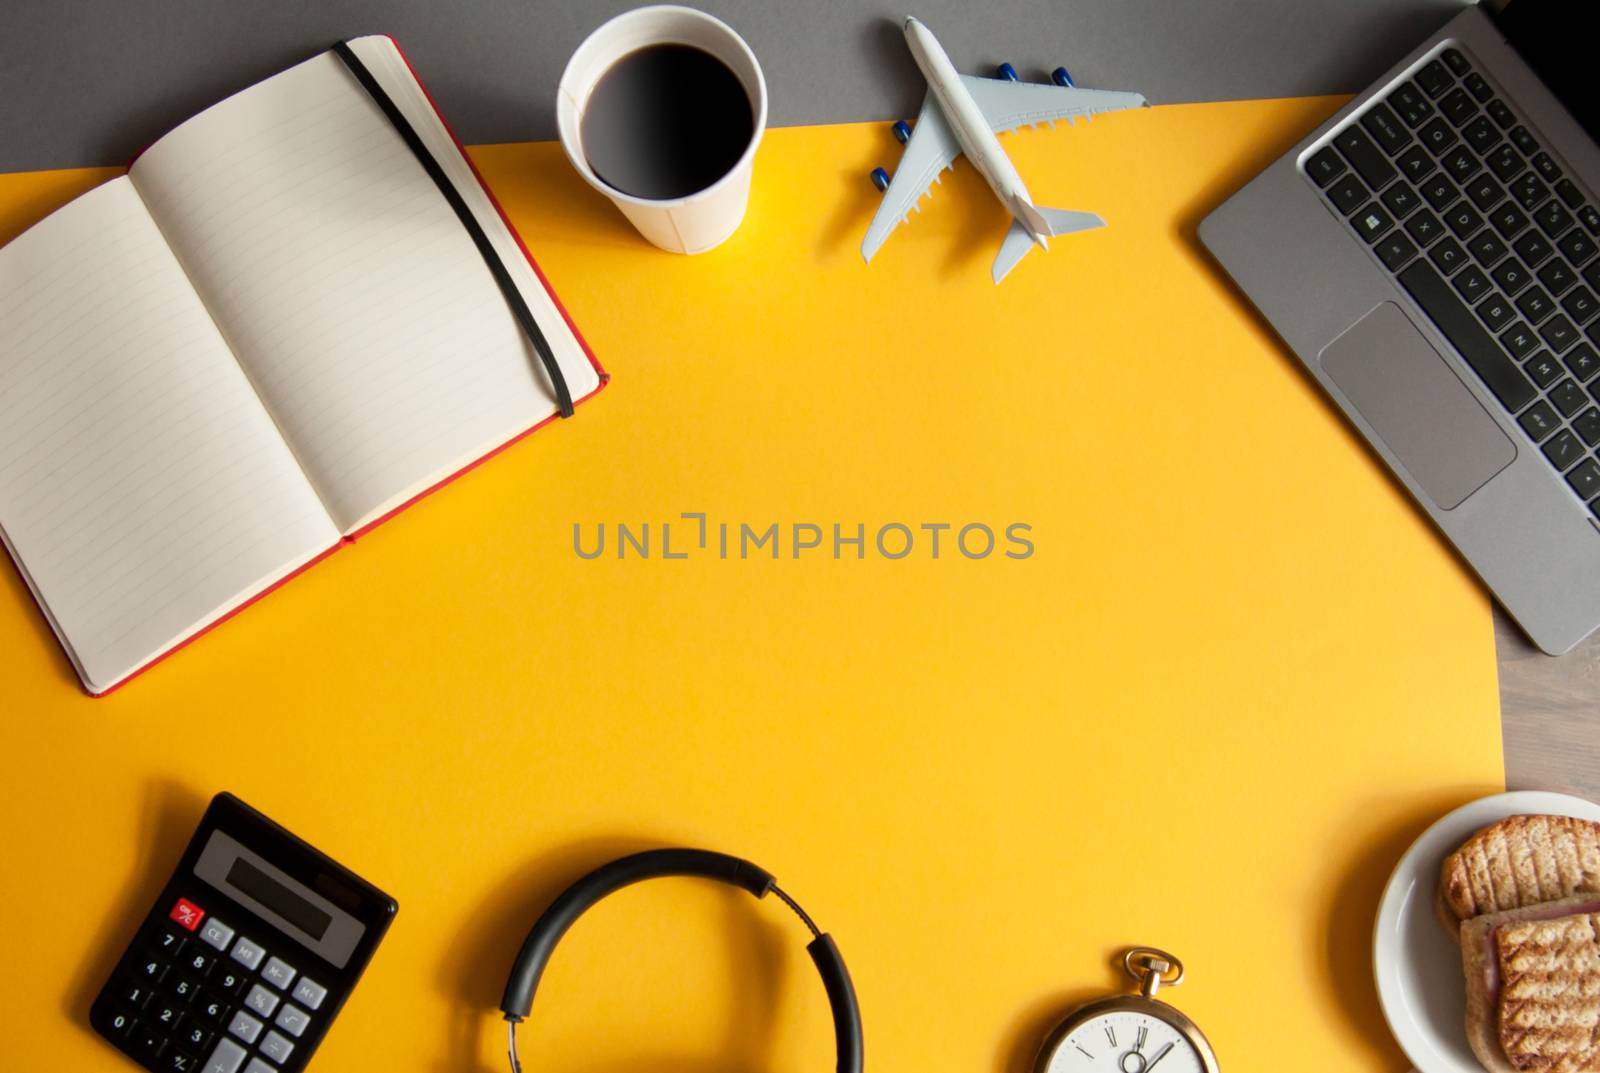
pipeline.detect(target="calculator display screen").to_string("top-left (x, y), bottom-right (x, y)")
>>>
top-left (194, 829), bottom-right (368, 967)
top-left (226, 856), bottom-right (333, 940)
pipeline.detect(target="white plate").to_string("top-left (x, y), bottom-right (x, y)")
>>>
top-left (1373, 790), bottom-right (1600, 1073)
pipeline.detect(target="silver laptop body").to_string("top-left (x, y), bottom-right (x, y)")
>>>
top-left (1202, 2), bottom-right (1600, 654)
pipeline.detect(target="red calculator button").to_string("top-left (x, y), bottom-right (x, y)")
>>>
top-left (169, 898), bottom-right (205, 931)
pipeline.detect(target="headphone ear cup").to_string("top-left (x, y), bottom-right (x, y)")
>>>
top-left (808, 934), bottom-right (864, 1073)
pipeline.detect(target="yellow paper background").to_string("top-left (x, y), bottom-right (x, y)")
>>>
top-left (0, 97), bottom-right (1502, 1073)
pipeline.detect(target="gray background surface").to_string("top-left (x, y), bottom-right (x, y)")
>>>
top-left (4, 0), bottom-right (1467, 173)
top-left (6, 0), bottom-right (1596, 796)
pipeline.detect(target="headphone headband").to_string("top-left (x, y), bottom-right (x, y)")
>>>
top-left (499, 848), bottom-right (863, 1073)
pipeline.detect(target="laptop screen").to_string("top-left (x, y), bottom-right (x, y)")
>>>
top-left (1496, 1), bottom-right (1600, 145)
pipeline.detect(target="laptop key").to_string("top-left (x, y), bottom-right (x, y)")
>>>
top-left (1478, 293), bottom-right (1515, 332)
top-left (1419, 117), bottom-right (1458, 156)
top-left (1510, 125), bottom-right (1539, 156)
top-left (1351, 202), bottom-right (1395, 242)
top-left (1555, 179), bottom-right (1584, 209)
top-left (1462, 72), bottom-right (1493, 102)
top-left (1461, 115), bottom-right (1501, 155)
top-left (1394, 144), bottom-right (1434, 184)
top-left (1559, 229), bottom-right (1597, 267)
top-left (1429, 236), bottom-right (1469, 274)
top-left (1585, 261), bottom-right (1600, 292)
top-left (1468, 229), bottom-right (1509, 266)
top-left (1486, 143), bottom-right (1525, 182)
top-left (1516, 286), bottom-right (1555, 324)
top-left (1446, 202), bottom-right (1485, 238)
top-left (1491, 257), bottom-right (1531, 295)
top-left (1534, 200), bottom-right (1575, 239)
top-left (1440, 145), bottom-right (1481, 184)
top-left (1526, 350), bottom-right (1564, 388)
top-left (1415, 58), bottom-right (1454, 98)
top-left (1327, 173), bottom-right (1368, 215)
top-left (1381, 180), bottom-right (1422, 218)
top-left (1406, 208), bottom-right (1445, 246)
top-left (1566, 343), bottom-right (1600, 382)
top-left (1306, 146), bottom-right (1347, 188)
top-left (1543, 430), bottom-right (1585, 470)
top-left (1532, 152), bottom-right (1562, 183)
top-left (1441, 48), bottom-right (1471, 77)
top-left (1563, 287), bottom-right (1598, 324)
top-left (1519, 399), bottom-right (1561, 440)
top-left (1552, 378), bottom-right (1589, 416)
top-left (1575, 408), bottom-right (1600, 445)
top-left (1465, 175), bottom-right (1505, 212)
top-left (1397, 260), bottom-right (1536, 411)
top-left (1581, 205), bottom-right (1600, 236)
top-left (1453, 265), bottom-right (1492, 302)
top-left (1543, 314), bottom-right (1582, 352)
top-left (1515, 231), bottom-right (1555, 267)
top-left (1509, 171), bottom-right (1550, 211)
top-left (1566, 458), bottom-right (1600, 499)
top-left (1389, 82), bottom-right (1436, 129)
top-left (1334, 126), bottom-right (1398, 190)
top-left (1541, 258), bottom-right (1579, 295)
top-left (1501, 321), bottom-right (1541, 360)
top-left (1374, 230), bottom-right (1418, 271)
top-left (1361, 102), bottom-right (1411, 155)
top-left (1489, 202), bottom-right (1530, 239)
top-left (1438, 87), bottom-right (1477, 127)
top-left (1420, 172), bottom-right (1460, 211)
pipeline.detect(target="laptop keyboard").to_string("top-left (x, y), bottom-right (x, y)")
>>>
top-left (1305, 45), bottom-right (1600, 514)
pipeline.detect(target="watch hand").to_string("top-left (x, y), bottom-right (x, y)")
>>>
top-left (1145, 1043), bottom-right (1175, 1071)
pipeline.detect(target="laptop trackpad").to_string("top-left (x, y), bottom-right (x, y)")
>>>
top-left (1320, 302), bottom-right (1515, 510)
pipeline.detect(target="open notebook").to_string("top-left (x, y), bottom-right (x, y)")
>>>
top-left (0, 36), bottom-right (605, 694)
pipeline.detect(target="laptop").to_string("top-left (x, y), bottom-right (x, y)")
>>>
top-left (1200, 1), bottom-right (1600, 654)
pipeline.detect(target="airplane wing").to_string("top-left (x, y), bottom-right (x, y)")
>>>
top-left (861, 91), bottom-right (962, 264)
top-left (958, 76), bottom-right (1146, 136)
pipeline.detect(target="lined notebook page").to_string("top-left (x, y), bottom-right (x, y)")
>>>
top-left (130, 39), bottom-right (601, 534)
top-left (0, 178), bottom-right (339, 692)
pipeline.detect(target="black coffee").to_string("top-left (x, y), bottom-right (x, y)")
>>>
top-left (580, 43), bottom-right (754, 201)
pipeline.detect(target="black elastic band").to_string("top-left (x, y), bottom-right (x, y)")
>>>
top-left (333, 41), bottom-right (574, 417)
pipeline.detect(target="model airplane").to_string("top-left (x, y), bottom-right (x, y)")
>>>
top-left (862, 17), bottom-right (1148, 283)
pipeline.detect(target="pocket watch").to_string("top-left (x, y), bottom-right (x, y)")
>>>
top-left (1033, 947), bottom-right (1219, 1073)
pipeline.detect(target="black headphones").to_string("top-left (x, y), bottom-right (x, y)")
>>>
top-left (499, 848), bottom-right (864, 1073)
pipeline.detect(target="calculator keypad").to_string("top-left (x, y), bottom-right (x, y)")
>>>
top-left (100, 897), bottom-right (333, 1073)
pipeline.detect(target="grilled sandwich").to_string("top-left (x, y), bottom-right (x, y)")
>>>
top-left (1461, 896), bottom-right (1600, 1072)
top-left (1439, 815), bottom-right (1600, 936)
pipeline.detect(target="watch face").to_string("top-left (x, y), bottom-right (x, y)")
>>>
top-left (1042, 1009), bottom-right (1207, 1073)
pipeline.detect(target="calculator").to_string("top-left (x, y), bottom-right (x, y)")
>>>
top-left (90, 793), bottom-right (397, 1073)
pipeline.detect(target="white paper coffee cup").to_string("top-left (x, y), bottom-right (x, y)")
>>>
top-left (556, 6), bottom-right (767, 254)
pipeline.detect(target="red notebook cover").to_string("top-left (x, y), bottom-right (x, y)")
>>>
top-left (10, 37), bottom-right (608, 696)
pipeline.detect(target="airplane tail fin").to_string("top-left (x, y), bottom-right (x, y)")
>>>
top-left (1036, 206), bottom-right (1106, 237)
top-left (992, 203), bottom-right (1108, 284)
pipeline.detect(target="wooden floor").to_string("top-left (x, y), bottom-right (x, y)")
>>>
top-left (1498, 607), bottom-right (1600, 797)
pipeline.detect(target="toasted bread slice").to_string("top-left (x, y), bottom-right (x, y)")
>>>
top-left (1441, 816), bottom-right (1600, 934)
top-left (1460, 897), bottom-right (1600, 1073)
top-left (1496, 910), bottom-right (1600, 1072)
